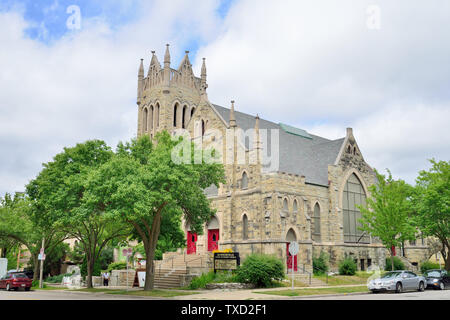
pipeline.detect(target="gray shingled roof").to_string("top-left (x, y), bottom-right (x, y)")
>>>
top-left (212, 104), bottom-right (345, 186)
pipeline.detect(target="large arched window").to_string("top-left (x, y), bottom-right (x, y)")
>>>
top-left (312, 203), bottom-right (321, 242)
top-left (243, 214), bottom-right (248, 240)
top-left (241, 172), bottom-right (248, 189)
top-left (343, 173), bottom-right (368, 243)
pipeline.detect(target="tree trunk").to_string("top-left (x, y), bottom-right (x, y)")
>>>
top-left (389, 248), bottom-right (395, 271)
top-left (86, 258), bottom-right (94, 288)
top-left (144, 245), bottom-right (156, 291)
top-left (32, 254), bottom-right (39, 281)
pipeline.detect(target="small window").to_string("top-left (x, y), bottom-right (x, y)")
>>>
top-left (173, 103), bottom-right (179, 127)
top-left (243, 214), bottom-right (248, 240)
top-left (201, 120), bottom-right (206, 136)
top-left (283, 198), bottom-right (288, 211)
top-left (241, 172), bottom-right (248, 189)
top-left (293, 200), bottom-right (298, 212)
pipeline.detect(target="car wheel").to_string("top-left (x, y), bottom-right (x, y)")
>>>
top-left (25, 287), bottom-right (30, 292)
top-left (418, 282), bottom-right (425, 292)
top-left (440, 282), bottom-right (445, 290)
top-left (371, 290), bottom-right (378, 294)
top-left (395, 282), bottom-right (402, 293)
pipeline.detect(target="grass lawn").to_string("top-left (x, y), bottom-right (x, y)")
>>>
top-left (255, 285), bottom-right (369, 297)
top-left (72, 287), bottom-right (199, 297)
top-left (313, 271), bottom-right (377, 286)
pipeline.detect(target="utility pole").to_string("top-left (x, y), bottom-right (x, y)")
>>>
top-left (39, 237), bottom-right (45, 289)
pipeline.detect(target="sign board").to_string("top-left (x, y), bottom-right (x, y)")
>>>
top-left (214, 252), bottom-right (240, 273)
top-left (122, 248), bottom-right (133, 257)
top-left (38, 254), bottom-right (46, 261)
top-left (137, 271), bottom-right (146, 288)
top-left (289, 241), bottom-right (299, 256)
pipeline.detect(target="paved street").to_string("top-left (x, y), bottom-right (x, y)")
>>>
top-left (295, 289), bottom-right (450, 300)
top-left (0, 287), bottom-right (449, 300)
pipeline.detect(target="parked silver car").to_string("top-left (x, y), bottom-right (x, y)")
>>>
top-left (367, 270), bottom-right (426, 293)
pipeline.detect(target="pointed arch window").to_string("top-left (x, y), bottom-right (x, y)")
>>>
top-left (283, 198), bottom-right (288, 212)
top-left (343, 173), bottom-right (369, 243)
top-left (243, 214), bottom-right (249, 240)
top-left (191, 107), bottom-right (196, 118)
top-left (293, 199), bottom-right (298, 212)
top-left (173, 103), bottom-right (179, 127)
top-left (155, 103), bottom-right (160, 128)
top-left (182, 105), bottom-right (187, 129)
top-left (312, 203), bottom-right (321, 242)
top-left (143, 108), bottom-right (148, 131)
top-left (149, 105), bottom-right (154, 132)
top-left (241, 172), bottom-right (248, 189)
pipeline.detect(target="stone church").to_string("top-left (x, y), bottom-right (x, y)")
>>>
top-left (136, 45), bottom-right (431, 273)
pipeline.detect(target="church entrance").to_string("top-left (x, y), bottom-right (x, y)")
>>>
top-left (187, 231), bottom-right (197, 254)
top-left (208, 229), bottom-right (219, 251)
top-left (207, 216), bottom-right (220, 252)
top-left (286, 228), bottom-right (298, 272)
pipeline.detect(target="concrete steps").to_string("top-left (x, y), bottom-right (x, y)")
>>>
top-left (152, 252), bottom-right (210, 289)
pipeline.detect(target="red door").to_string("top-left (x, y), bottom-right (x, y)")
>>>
top-left (208, 229), bottom-right (219, 251)
top-left (286, 243), bottom-right (298, 272)
top-left (187, 231), bottom-right (197, 254)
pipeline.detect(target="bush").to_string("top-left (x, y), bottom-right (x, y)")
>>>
top-left (313, 252), bottom-right (329, 275)
top-left (234, 254), bottom-right (284, 288)
top-left (45, 273), bottom-right (72, 283)
top-left (106, 261), bottom-right (127, 273)
top-left (338, 258), bottom-right (357, 275)
top-left (384, 257), bottom-right (405, 271)
top-left (189, 271), bottom-right (216, 290)
top-left (420, 260), bottom-right (440, 274)
top-left (188, 270), bottom-right (238, 290)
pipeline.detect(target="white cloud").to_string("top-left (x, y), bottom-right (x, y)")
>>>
top-left (193, 0), bottom-right (450, 184)
top-left (0, 1), bottom-right (223, 194)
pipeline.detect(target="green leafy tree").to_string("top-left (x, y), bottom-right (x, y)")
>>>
top-left (0, 193), bottom-right (67, 280)
top-left (358, 169), bottom-right (416, 271)
top-left (26, 140), bottom-right (132, 288)
top-left (80, 132), bottom-right (225, 290)
top-left (412, 159), bottom-right (450, 270)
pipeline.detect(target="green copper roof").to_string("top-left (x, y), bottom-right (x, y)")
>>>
top-left (279, 123), bottom-right (312, 139)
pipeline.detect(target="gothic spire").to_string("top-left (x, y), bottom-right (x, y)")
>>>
top-left (229, 100), bottom-right (236, 127)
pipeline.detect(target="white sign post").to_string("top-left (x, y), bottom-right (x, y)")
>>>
top-left (289, 241), bottom-right (299, 290)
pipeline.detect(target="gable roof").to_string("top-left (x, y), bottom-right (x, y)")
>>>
top-left (212, 104), bottom-right (345, 186)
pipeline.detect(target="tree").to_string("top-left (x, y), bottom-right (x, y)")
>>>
top-left (81, 132), bottom-right (225, 290)
top-left (413, 159), bottom-right (450, 270)
top-left (358, 169), bottom-right (416, 271)
top-left (0, 193), bottom-right (67, 280)
top-left (26, 140), bottom-right (132, 288)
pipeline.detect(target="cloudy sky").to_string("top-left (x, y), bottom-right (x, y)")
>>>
top-left (0, 0), bottom-right (449, 195)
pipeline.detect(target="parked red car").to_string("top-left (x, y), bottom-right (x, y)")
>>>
top-left (0, 273), bottom-right (32, 291)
